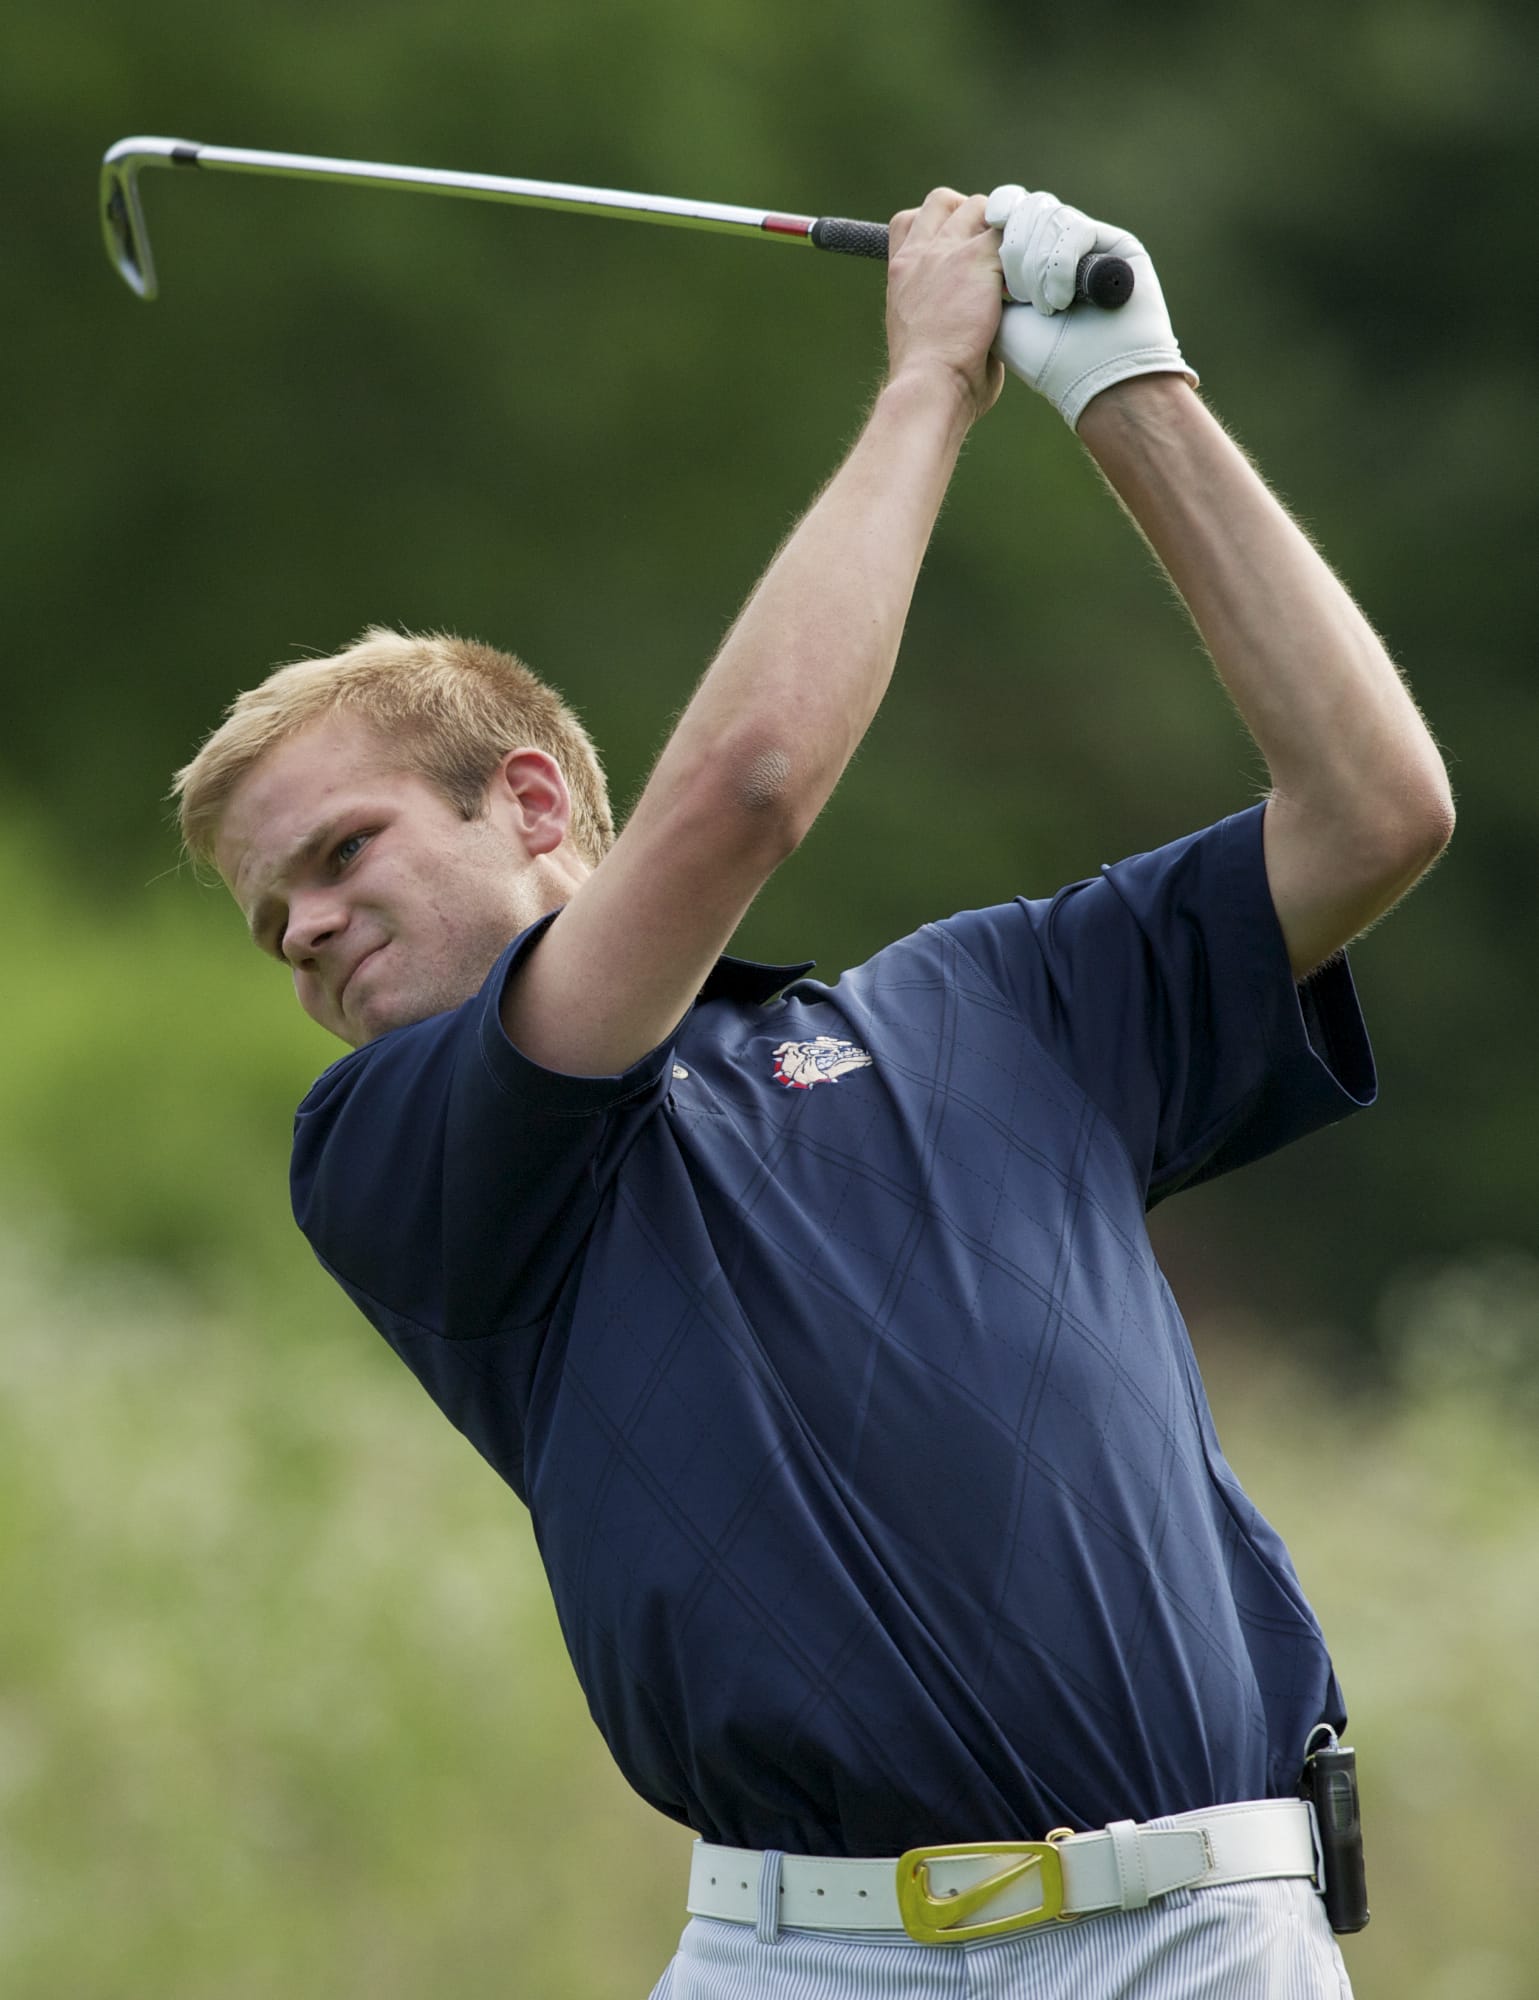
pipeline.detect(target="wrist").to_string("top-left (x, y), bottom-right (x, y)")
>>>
top-left (878, 359), bottom-right (981, 439)
top-left (1077, 371), bottom-right (1198, 451)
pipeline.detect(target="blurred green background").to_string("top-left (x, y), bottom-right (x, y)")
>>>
top-left (4, 0), bottom-right (1536, 1993)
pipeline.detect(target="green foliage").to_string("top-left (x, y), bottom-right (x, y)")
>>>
top-left (0, 817), bottom-right (333, 1309)
top-left (7, 0), bottom-right (1530, 1337)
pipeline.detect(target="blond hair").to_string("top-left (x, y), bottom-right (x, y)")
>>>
top-left (173, 627), bottom-right (615, 868)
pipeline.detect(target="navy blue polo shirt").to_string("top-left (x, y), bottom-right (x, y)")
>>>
top-left (292, 804), bottom-right (1375, 1857)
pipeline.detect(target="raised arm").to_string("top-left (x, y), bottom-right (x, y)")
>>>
top-left (990, 187), bottom-right (1454, 978)
top-left (502, 189), bottom-right (1006, 1075)
top-left (1078, 379), bottom-right (1454, 976)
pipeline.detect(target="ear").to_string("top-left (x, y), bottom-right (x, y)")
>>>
top-left (487, 748), bottom-right (572, 858)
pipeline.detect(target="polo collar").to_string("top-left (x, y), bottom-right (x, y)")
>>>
top-left (699, 954), bottom-right (815, 1005)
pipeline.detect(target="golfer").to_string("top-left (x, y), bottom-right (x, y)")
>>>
top-left (177, 187), bottom-right (1452, 1997)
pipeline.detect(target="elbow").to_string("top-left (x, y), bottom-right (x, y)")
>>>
top-left (1274, 751), bottom-right (1455, 918)
top-left (1353, 761), bottom-right (1455, 900)
top-left (1422, 786), bottom-right (1457, 867)
top-left (1397, 756), bottom-right (1457, 876)
top-left (665, 737), bottom-right (819, 873)
top-left (724, 737), bottom-right (831, 859)
top-left (735, 745), bottom-right (800, 825)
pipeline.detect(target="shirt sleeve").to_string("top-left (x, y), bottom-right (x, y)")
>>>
top-left (935, 805), bottom-right (1376, 1204)
top-left (290, 912), bottom-right (676, 1338)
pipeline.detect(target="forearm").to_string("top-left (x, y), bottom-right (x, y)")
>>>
top-left (1079, 376), bottom-right (1453, 967)
top-left (1080, 379), bottom-right (1438, 809)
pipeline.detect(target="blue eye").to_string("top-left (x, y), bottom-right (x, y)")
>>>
top-left (333, 831), bottom-right (370, 867)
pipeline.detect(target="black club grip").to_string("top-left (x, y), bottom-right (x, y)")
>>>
top-left (1075, 253), bottom-right (1135, 309)
top-left (807, 217), bottom-right (889, 259)
top-left (810, 216), bottom-right (1134, 310)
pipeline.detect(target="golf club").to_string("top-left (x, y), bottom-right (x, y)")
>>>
top-left (100, 136), bottom-right (1135, 310)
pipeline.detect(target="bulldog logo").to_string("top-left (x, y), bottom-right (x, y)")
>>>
top-left (771, 1037), bottom-right (873, 1089)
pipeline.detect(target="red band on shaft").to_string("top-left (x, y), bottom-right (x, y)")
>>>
top-left (761, 215), bottom-right (812, 238)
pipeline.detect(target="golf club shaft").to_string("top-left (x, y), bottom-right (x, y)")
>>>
top-left (100, 137), bottom-right (1133, 309)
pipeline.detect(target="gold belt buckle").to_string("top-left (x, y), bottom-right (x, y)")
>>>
top-left (895, 1834), bottom-right (1070, 1945)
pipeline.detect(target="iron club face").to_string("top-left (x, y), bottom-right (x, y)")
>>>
top-left (101, 138), bottom-right (180, 299)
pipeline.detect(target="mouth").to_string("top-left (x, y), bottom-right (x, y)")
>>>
top-left (338, 943), bottom-right (387, 1013)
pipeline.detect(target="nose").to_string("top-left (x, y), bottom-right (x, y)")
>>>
top-left (281, 888), bottom-right (349, 966)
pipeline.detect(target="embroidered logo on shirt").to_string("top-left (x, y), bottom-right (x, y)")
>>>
top-left (771, 1037), bottom-right (873, 1089)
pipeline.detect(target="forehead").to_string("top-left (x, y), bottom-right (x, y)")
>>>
top-left (215, 711), bottom-right (411, 901)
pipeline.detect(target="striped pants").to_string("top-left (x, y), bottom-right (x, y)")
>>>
top-left (647, 1880), bottom-right (1353, 1998)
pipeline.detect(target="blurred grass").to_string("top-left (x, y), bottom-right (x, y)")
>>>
top-left (0, 1214), bottom-right (693, 1999)
top-left (1199, 1320), bottom-right (1539, 2000)
top-left (1, 816), bottom-right (1534, 1996)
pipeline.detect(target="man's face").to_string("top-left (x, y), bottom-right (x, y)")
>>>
top-left (216, 711), bottom-right (538, 1047)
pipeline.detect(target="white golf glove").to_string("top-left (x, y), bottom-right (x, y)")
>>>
top-left (986, 185), bottom-right (1198, 429)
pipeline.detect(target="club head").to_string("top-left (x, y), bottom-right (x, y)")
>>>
top-left (100, 138), bottom-right (198, 300)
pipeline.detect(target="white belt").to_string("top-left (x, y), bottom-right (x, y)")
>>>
top-left (688, 1798), bottom-right (1321, 1944)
